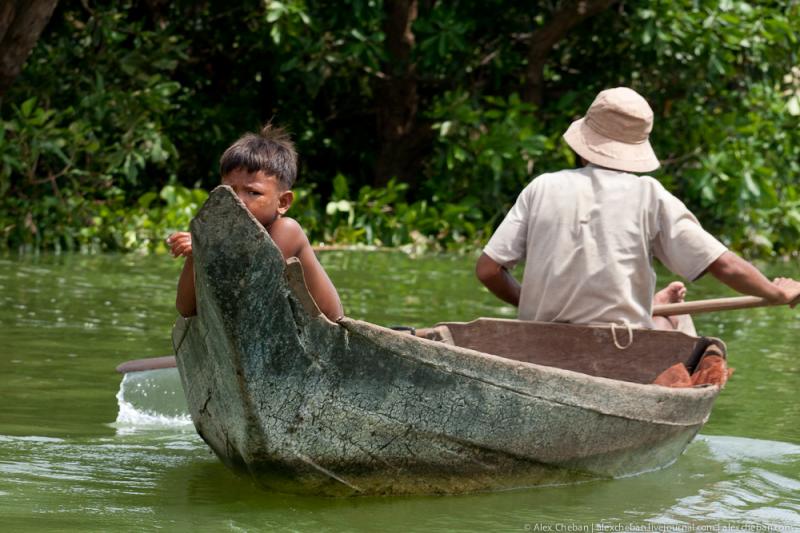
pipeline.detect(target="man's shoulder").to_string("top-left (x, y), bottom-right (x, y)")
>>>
top-left (635, 173), bottom-right (665, 186)
top-left (635, 175), bottom-right (679, 200)
top-left (538, 167), bottom-right (585, 180)
top-left (519, 168), bottom-right (591, 196)
top-left (522, 168), bottom-right (580, 189)
top-left (594, 168), bottom-right (671, 196)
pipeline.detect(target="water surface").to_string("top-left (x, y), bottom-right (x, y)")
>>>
top-left (1, 253), bottom-right (798, 531)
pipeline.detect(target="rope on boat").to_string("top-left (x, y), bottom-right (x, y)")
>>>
top-left (610, 319), bottom-right (634, 350)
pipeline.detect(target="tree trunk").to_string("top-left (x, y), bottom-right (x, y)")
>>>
top-left (0, 0), bottom-right (60, 99)
top-left (374, 0), bottom-right (431, 187)
top-left (524, 0), bottom-right (618, 107)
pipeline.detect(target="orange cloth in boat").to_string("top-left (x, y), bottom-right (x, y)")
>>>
top-left (691, 355), bottom-right (733, 387)
top-left (653, 363), bottom-right (692, 387)
top-left (653, 348), bottom-right (733, 388)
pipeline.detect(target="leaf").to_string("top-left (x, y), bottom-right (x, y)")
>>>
top-left (332, 173), bottom-right (349, 200)
top-left (160, 185), bottom-right (177, 205)
top-left (787, 94), bottom-right (800, 116)
top-left (743, 171), bottom-right (760, 198)
top-left (20, 98), bottom-right (37, 118)
top-left (786, 209), bottom-right (800, 227)
top-left (266, 2), bottom-right (286, 22)
top-left (325, 199), bottom-right (352, 216)
top-left (270, 25), bottom-right (282, 44)
top-left (138, 192), bottom-right (158, 209)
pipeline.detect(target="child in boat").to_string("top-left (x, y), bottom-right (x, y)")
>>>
top-left (476, 87), bottom-right (800, 330)
top-left (167, 124), bottom-right (344, 322)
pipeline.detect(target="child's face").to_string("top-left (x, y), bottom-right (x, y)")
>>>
top-left (222, 168), bottom-right (293, 229)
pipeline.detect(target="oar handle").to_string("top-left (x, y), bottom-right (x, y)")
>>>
top-left (653, 295), bottom-right (777, 316)
top-left (116, 355), bottom-right (176, 374)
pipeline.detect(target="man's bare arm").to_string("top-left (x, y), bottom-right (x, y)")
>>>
top-left (706, 251), bottom-right (800, 307)
top-left (475, 252), bottom-right (521, 307)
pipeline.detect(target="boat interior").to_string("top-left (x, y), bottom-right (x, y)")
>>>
top-left (284, 257), bottom-right (727, 387)
top-left (415, 319), bottom-right (726, 385)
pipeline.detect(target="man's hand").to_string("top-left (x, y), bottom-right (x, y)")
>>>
top-left (166, 232), bottom-right (192, 258)
top-left (773, 277), bottom-right (800, 308)
top-left (708, 252), bottom-right (800, 309)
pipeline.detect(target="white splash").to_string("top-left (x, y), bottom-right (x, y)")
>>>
top-left (112, 369), bottom-right (193, 433)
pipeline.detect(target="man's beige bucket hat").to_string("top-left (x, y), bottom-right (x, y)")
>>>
top-left (563, 87), bottom-right (660, 173)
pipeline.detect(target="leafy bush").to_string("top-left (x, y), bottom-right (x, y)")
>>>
top-left (313, 175), bottom-right (483, 250)
top-left (425, 92), bottom-right (556, 226)
top-left (2, 1), bottom-right (799, 257)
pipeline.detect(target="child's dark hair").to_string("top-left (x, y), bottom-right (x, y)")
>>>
top-left (219, 123), bottom-right (297, 189)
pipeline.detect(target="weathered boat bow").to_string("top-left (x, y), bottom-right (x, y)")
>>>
top-left (173, 186), bottom-right (726, 496)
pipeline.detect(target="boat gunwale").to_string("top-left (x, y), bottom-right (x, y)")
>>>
top-left (337, 316), bottom-right (720, 427)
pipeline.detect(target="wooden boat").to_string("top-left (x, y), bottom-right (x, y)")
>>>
top-left (172, 185), bottom-right (728, 496)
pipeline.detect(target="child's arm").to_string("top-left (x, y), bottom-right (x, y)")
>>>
top-left (167, 231), bottom-right (197, 317)
top-left (269, 217), bottom-right (344, 321)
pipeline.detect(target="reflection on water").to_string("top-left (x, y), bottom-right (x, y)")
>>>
top-left (1, 431), bottom-right (798, 531)
top-left (1, 253), bottom-right (799, 531)
top-left (651, 437), bottom-right (800, 529)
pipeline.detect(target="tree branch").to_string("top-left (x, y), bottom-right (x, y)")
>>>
top-left (524, 0), bottom-right (618, 106)
top-left (0, 0), bottom-right (60, 99)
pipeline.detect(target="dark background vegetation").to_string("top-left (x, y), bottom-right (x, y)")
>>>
top-left (1, 0), bottom-right (799, 255)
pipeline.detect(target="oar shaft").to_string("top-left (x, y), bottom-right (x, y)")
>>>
top-left (115, 355), bottom-right (176, 374)
top-left (653, 295), bottom-right (776, 316)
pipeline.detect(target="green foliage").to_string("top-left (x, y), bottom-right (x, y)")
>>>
top-left (2, 0), bottom-right (800, 257)
top-left (426, 92), bottom-right (554, 222)
top-left (0, 2), bottom-right (185, 252)
top-left (621, 1), bottom-right (800, 255)
top-left (311, 176), bottom-right (483, 250)
top-left (91, 184), bottom-right (209, 254)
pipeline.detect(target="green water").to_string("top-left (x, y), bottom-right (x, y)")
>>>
top-left (1, 252), bottom-right (799, 532)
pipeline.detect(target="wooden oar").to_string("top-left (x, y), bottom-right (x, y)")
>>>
top-left (115, 295), bottom-right (786, 374)
top-left (115, 355), bottom-right (176, 374)
top-left (652, 295), bottom-right (778, 316)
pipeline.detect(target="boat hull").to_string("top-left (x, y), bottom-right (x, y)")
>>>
top-left (173, 186), bottom-right (722, 495)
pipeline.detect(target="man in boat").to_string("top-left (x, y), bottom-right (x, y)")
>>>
top-left (167, 124), bottom-right (344, 322)
top-left (476, 87), bottom-right (800, 330)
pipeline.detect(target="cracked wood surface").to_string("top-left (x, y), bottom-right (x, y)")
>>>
top-left (173, 186), bottom-right (725, 496)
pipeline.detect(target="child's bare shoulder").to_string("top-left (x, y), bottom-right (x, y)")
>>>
top-left (269, 216), bottom-right (308, 239)
top-left (268, 217), bottom-right (309, 257)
